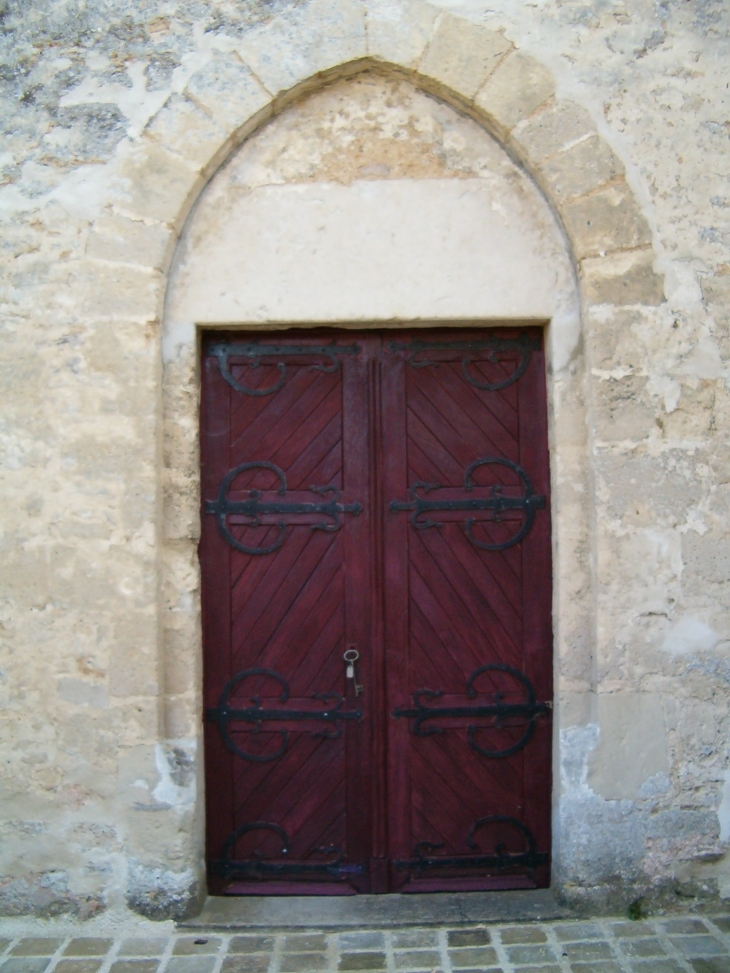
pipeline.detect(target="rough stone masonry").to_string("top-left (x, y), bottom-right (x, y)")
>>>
top-left (0, 0), bottom-right (729, 922)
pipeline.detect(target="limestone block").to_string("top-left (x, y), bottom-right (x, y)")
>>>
top-left (163, 471), bottom-right (199, 542)
top-left (115, 139), bottom-right (201, 225)
top-left (184, 52), bottom-right (271, 136)
top-left (366, 0), bottom-right (439, 67)
top-left (418, 13), bottom-right (512, 99)
top-left (592, 375), bottom-right (655, 441)
top-left (541, 134), bottom-right (625, 202)
top-left (513, 100), bottom-right (596, 164)
top-left (164, 695), bottom-right (199, 740)
top-left (109, 699), bottom-right (159, 746)
top-left (144, 95), bottom-right (227, 171)
top-left (77, 261), bottom-right (162, 320)
top-left (700, 273), bottom-right (730, 307)
top-left (86, 215), bottom-right (170, 270)
top-left (588, 694), bottom-right (670, 800)
top-left (474, 50), bottom-right (555, 136)
top-left (109, 622), bottom-right (159, 699)
top-left (562, 181), bottom-right (652, 259)
top-left (582, 249), bottom-right (665, 306)
top-left (162, 629), bottom-right (198, 696)
top-left (682, 532), bottom-right (730, 585)
top-left (236, 0), bottom-right (367, 98)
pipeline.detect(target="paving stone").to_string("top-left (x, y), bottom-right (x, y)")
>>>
top-left (280, 954), bottom-right (327, 973)
top-left (447, 929), bottom-right (491, 947)
top-left (621, 937), bottom-right (669, 957)
top-left (54, 962), bottom-right (104, 973)
top-left (9, 942), bottom-right (63, 958)
top-left (337, 953), bottom-right (386, 972)
top-left (671, 936), bottom-right (726, 958)
top-left (554, 923), bottom-right (601, 941)
top-left (663, 919), bottom-right (709, 935)
top-left (509, 968), bottom-right (560, 973)
top-left (118, 940), bottom-right (169, 957)
top-left (283, 936), bottom-right (327, 954)
top-left (448, 946), bottom-right (498, 968)
top-left (562, 941), bottom-right (613, 961)
top-left (691, 960), bottom-right (730, 973)
top-left (394, 950), bottom-right (441, 969)
top-left (0, 942), bottom-right (11, 955)
top-left (632, 962), bottom-right (684, 973)
top-left (110, 962), bottom-right (161, 973)
top-left (338, 933), bottom-right (385, 950)
top-left (172, 937), bottom-right (221, 955)
top-left (164, 958), bottom-right (216, 973)
top-left (610, 922), bottom-right (652, 938)
top-left (229, 938), bottom-right (275, 955)
top-left (390, 931), bottom-right (437, 949)
top-left (437, 970), bottom-right (488, 973)
top-left (505, 943), bottom-right (557, 965)
top-left (710, 918), bottom-right (730, 934)
top-left (569, 964), bottom-right (621, 973)
top-left (0, 961), bottom-right (53, 973)
top-left (63, 941), bottom-right (113, 958)
top-left (222, 953), bottom-right (271, 973)
top-left (498, 927), bottom-right (547, 944)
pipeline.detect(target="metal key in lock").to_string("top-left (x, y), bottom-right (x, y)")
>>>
top-left (343, 645), bottom-right (364, 697)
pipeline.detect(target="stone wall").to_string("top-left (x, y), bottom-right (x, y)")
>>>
top-left (0, 0), bottom-right (728, 921)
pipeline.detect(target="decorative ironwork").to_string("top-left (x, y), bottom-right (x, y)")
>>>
top-left (209, 822), bottom-right (363, 880)
top-left (207, 668), bottom-right (362, 762)
top-left (393, 663), bottom-right (548, 758)
top-left (206, 461), bottom-right (363, 555)
top-left (209, 341), bottom-right (360, 396)
top-left (393, 816), bottom-right (548, 873)
top-left (390, 333), bottom-right (540, 391)
top-left (388, 457), bottom-right (545, 552)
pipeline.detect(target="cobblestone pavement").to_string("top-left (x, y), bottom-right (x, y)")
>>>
top-left (1, 917), bottom-right (730, 973)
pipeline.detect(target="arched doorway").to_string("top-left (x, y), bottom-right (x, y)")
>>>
top-left (164, 70), bottom-right (582, 897)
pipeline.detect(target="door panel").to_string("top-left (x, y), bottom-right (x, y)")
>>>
top-left (201, 337), bottom-right (371, 893)
top-left (382, 330), bottom-right (551, 892)
top-left (201, 329), bottom-right (552, 894)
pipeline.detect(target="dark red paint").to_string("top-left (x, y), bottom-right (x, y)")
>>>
top-left (201, 330), bottom-right (552, 895)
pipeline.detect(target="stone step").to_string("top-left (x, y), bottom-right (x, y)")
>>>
top-left (179, 890), bottom-right (573, 930)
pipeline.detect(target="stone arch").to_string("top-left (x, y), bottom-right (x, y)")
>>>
top-left (104, 4), bottom-right (664, 309)
top-left (94, 2), bottom-right (667, 913)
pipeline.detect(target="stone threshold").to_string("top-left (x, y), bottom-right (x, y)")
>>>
top-left (179, 889), bottom-right (573, 930)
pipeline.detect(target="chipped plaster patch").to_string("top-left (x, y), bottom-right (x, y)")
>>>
top-left (720, 771), bottom-right (730, 844)
top-left (662, 616), bottom-right (721, 656)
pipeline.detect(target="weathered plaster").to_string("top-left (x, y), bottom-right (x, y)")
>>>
top-left (0, 0), bottom-right (728, 921)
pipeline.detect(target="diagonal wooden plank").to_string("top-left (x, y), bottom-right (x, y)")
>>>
top-left (232, 527), bottom-right (334, 647)
top-left (268, 384), bottom-right (343, 483)
top-left (231, 527), bottom-right (317, 648)
top-left (285, 417), bottom-right (342, 489)
top-left (414, 528), bottom-right (522, 653)
top-left (409, 562), bottom-right (492, 677)
top-left (248, 536), bottom-right (344, 673)
top-left (407, 381), bottom-right (518, 484)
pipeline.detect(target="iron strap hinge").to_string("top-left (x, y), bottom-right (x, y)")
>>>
top-left (209, 823), bottom-right (364, 880)
top-left (392, 816), bottom-right (548, 874)
top-left (206, 461), bottom-right (363, 555)
top-left (207, 668), bottom-right (362, 763)
top-left (389, 332), bottom-right (540, 391)
top-left (393, 664), bottom-right (550, 758)
top-left (209, 341), bottom-right (360, 396)
top-left (389, 457), bottom-right (545, 552)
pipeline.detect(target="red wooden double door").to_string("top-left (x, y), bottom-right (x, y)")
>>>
top-left (201, 328), bottom-right (552, 895)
